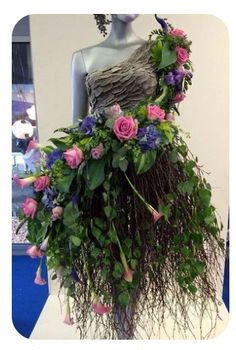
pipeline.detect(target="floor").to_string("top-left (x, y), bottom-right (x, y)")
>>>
top-left (12, 252), bottom-right (229, 338)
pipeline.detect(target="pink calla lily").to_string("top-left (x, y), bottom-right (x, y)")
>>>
top-left (92, 301), bottom-right (112, 315)
top-left (13, 175), bottom-right (36, 189)
top-left (26, 245), bottom-right (43, 258)
top-left (26, 138), bottom-right (41, 153)
top-left (34, 265), bottom-right (46, 285)
top-left (63, 315), bottom-right (74, 325)
top-left (123, 266), bottom-right (134, 283)
top-left (152, 210), bottom-right (163, 223)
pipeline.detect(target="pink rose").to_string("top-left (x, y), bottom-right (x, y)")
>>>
top-left (176, 46), bottom-right (189, 64)
top-left (63, 315), bottom-right (74, 325)
top-left (22, 197), bottom-right (38, 218)
top-left (110, 103), bottom-right (122, 118)
top-left (169, 28), bottom-right (185, 38)
top-left (113, 116), bottom-right (137, 141)
top-left (147, 105), bottom-right (165, 121)
top-left (51, 206), bottom-right (63, 221)
top-left (26, 245), bottom-right (43, 258)
top-left (34, 175), bottom-right (50, 192)
top-left (91, 143), bottom-right (104, 159)
top-left (172, 92), bottom-right (186, 104)
top-left (64, 145), bottom-right (83, 169)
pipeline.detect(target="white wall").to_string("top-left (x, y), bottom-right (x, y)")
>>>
top-left (30, 15), bottom-right (229, 290)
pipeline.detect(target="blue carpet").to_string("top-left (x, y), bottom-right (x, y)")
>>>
top-left (12, 256), bottom-right (49, 338)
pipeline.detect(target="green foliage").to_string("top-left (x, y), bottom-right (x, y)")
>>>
top-left (158, 41), bottom-right (177, 70)
top-left (118, 290), bottom-right (130, 307)
top-left (84, 157), bottom-right (106, 190)
top-left (133, 149), bottom-right (157, 175)
top-left (49, 136), bottom-right (72, 150)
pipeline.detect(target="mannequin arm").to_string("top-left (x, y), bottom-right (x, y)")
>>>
top-left (71, 50), bottom-right (89, 123)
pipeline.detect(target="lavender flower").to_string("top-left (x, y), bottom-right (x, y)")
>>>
top-left (80, 115), bottom-right (96, 135)
top-left (46, 149), bottom-right (63, 169)
top-left (42, 187), bottom-right (57, 209)
top-left (138, 125), bottom-right (161, 152)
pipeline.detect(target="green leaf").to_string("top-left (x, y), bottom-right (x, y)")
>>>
top-left (130, 259), bottom-right (138, 269)
top-left (119, 158), bottom-right (128, 172)
top-left (188, 285), bottom-right (197, 295)
top-left (70, 235), bottom-right (81, 246)
top-left (118, 290), bottom-right (130, 307)
top-left (84, 157), bottom-right (106, 190)
top-left (177, 181), bottom-right (195, 195)
top-left (91, 247), bottom-right (101, 259)
top-left (56, 171), bottom-right (76, 193)
top-left (105, 118), bottom-right (115, 128)
top-left (158, 203), bottom-right (171, 220)
top-left (198, 188), bottom-right (211, 207)
top-left (112, 262), bottom-right (124, 279)
top-left (180, 247), bottom-right (192, 257)
top-left (91, 226), bottom-right (101, 240)
top-left (134, 149), bottom-right (157, 175)
top-left (169, 150), bottom-right (178, 163)
top-left (49, 137), bottom-right (72, 150)
top-left (104, 206), bottom-right (117, 220)
top-left (158, 41), bottom-right (177, 70)
top-left (94, 218), bottom-right (104, 229)
top-left (151, 39), bottom-right (163, 63)
top-left (41, 146), bottom-right (54, 154)
top-left (193, 260), bottom-right (205, 275)
top-left (108, 227), bottom-right (118, 243)
top-left (63, 202), bottom-right (80, 227)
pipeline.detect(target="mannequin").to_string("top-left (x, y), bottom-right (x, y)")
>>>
top-left (71, 14), bottom-right (145, 123)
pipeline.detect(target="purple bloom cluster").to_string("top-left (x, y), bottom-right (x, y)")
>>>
top-left (42, 187), bottom-right (58, 209)
top-left (80, 116), bottom-right (96, 135)
top-left (138, 124), bottom-right (161, 152)
top-left (165, 69), bottom-right (185, 92)
top-left (47, 149), bottom-right (63, 168)
top-left (71, 267), bottom-right (80, 283)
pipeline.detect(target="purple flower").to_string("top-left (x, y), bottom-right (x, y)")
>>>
top-left (155, 15), bottom-right (168, 33)
top-left (71, 268), bottom-right (80, 283)
top-left (42, 187), bottom-right (57, 209)
top-left (138, 125), bottom-right (161, 152)
top-left (71, 193), bottom-right (79, 205)
top-left (80, 116), bottom-right (96, 135)
top-left (165, 72), bottom-right (175, 85)
top-left (46, 149), bottom-right (63, 168)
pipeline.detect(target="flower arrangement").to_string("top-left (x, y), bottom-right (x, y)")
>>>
top-left (14, 17), bottom-right (224, 339)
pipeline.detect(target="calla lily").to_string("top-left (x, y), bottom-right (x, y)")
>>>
top-left (40, 236), bottom-right (49, 252)
top-left (151, 209), bottom-right (163, 223)
top-left (155, 15), bottom-right (168, 33)
top-left (63, 315), bottom-right (74, 325)
top-left (13, 175), bottom-right (36, 189)
top-left (120, 251), bottom-right (134, 283)
top-left (26, 138), bottom-right (41, 153)
top-left (63, 297), bottom-right (74, 325)
top-left (123, 266), bottom-right (134, 283)
top-left (92, 301), bottom-right (112, 315)
top-left (34, 265), bottom-right (46, 285)
top-left (26, 245), bottom-right (43, 258)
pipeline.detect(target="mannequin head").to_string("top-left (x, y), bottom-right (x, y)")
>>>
top-left (94, 14), bottom-right (139, 36)
top-left (114, 14), bottom-right (139, 23)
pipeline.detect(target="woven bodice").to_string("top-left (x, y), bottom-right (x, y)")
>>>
top-left (85, 41), bottom-right (157, 113)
